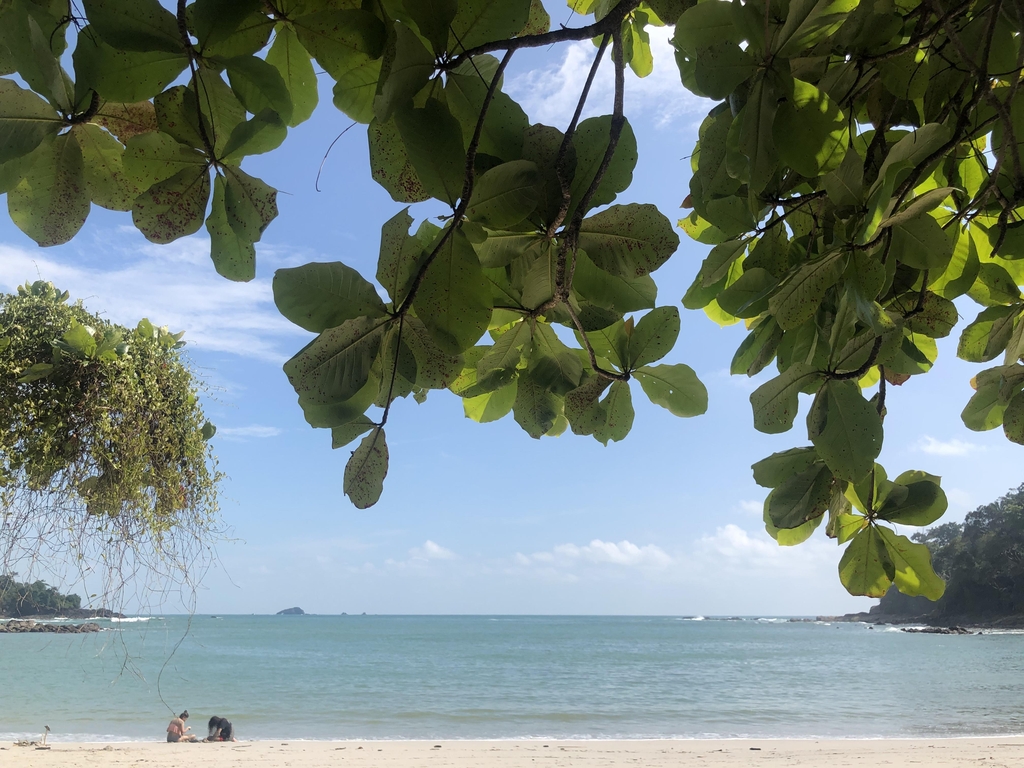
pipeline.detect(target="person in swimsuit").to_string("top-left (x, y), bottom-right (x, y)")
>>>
top-left (166, 710), bottom-right (197, 742)
top-left (205, 716), bottom-right (237, 742)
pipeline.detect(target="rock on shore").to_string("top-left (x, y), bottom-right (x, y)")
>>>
top-left (0, 619), bottom-right (102, 633)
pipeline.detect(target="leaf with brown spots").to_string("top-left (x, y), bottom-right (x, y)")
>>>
top-left (91, 100), bottom-right (159, 143)
top-left (223, 165), bottom-right (278, 243)
top-left (206, 174), bottom-right (256, 282)
top-left (344, 427), bottom-right (389, 509)
top-left (368, 117), bottom-right (429, 203)
top-left (8, 134), bottom-right (90, 247)
top-left (131, 163), bottom-right (211, 244)
top-left (577, 203), bottom-right (680, 279)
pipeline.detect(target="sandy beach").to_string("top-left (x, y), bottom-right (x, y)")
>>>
top-left (5, 738), bottom-right (1024, 767)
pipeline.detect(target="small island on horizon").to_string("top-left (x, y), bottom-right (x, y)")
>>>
top-left (277, 606), bottom-right (305, 615)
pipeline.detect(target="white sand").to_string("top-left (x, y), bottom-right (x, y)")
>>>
top-left (5, 738), bottom-right (1024, 767)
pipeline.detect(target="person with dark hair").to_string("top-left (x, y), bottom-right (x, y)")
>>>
top-left (205, 716), bottom-right (237, 742)
top-left (166, 710), bottom-right (197, 743)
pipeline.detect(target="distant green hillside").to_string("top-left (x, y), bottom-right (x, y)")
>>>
top-left (0, 575), bottom-right (81, 618)
top-left (875, 484), bottom-right (1024, 622)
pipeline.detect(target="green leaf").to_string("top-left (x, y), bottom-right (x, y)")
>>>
top-left (522, 123), bottom-right (574, 227)
top-left (8, 135), bottom-right (90, 247)
top-left (876, 526), bottom-right (945, 600)
top-left (878, 470), bottom-right (948, 527)
top-left (573, 249), bottom-right (657, 312)
top-left (750, 363), bottom-right (823, 434)
top-left (716, 268), bottom-right (777, 319)
top-left (674, 1), bottom-right (741, 55)
top-left (404, 0), bottom-right (457, 53)
top-left (394, 98), bottom-right (465, 206)
top-left (293, 9), bottom-right (385, 78)
top-left (839, 525), bottom-right (894, 598)
top-left (957, 305), bottom-right (1020, 363)
top-left (768, 251), bottom-right (847, 330)
top-left (693, 42), bottom-right (754, 101)
top-left (82, 0), bottom-right (183, 53)
top-left (3, 8), bottom-right (71, 109)
top-left (201, 420), bottom-right (217, 441)
top-left (807, 380), bottom-right (882, 482)
top-left (766, 462), bottom-right (832, 529)
top-left (344, 428), bottom-right (389, 509)
top-left (414, 228), bottom-right (492, 353)
top-left (698, 239), bottom-right (747, 288)
top-left (775, 0), bottom-right (858, 57)
top-left (627, 307), bottom-right (679, 368)
top-left (153, 86), bottom-right (206, 149)
top-left (474, 230), bottom-right (544, 268)
top-left (223, 165), bottom-right (278, 242)
top-left (284, 316), bottom-right (389, 404)
top-left (1004, 391), bottom-right (1024, 445)
top-left (731, 317), bottom-right (782, 376)
top-left (592, 380), bottom-right (634, 445)
top-left (466, 160), bottom-right (540, 229)
top-left (513, 371), bottom-right (560, 438)
top-left (577, 204), bottom-right (679, 278)
top-left (773, 78), bottom-right (847, 177)
top-left (528, 323), bottom-right (583, 396)
top-left (728, 74), bottom-right (778, 193)
top-left (274, 262), bottom-right (386, 333)
top-left (131, 164), bottom-right (212, 244)
top-left (16, 362), bottom-right (54, 383)
top-left (332, 55), bottom-right (382, 124)
top-left (519, 240), bottom-right (558, 310)
top-left (752, 446), bottom-right (819, 488)
top-left (331, 415), bottom-right (375, 449)
top-left (449, 0), bottom-right (531, 50)
top-left (189, 0), bottom-right (262, 49)
top-left (368, 117), bottom-right (429, 203)
top-left (220, 109), bottom-right (288, 161)
top-left (890, 214), bottom-right (954, 271)
top-left (823, 147), bottom-right (864, 207)
top-left (224, 54), bottom-right (294, 124)
top-left (567, 115), bottom-right (637, 221)
top-left (62, 322), bottom-right (98, 358)
top-left (904, 292), bottom-right (958, 339)
top-left (377, 208), bottom-right (433, 305)
top-left (446, 66), bottom-right (528, 163)
top-left (194, 69), bottom-right (246, 157)
top-left (634, 363), bottom-right (707, 417)
top-left (266, 23), bottom-right (318, 127)
top-left (968, 263), bottom-right (1022, 306)
top-left (961, 369), bottom-right (1009, 431)
top-left (72, 124), bottom-right (139, 211)
top-left (765, 503), bottom-right (824, 547)
top-left (477, 320), bottom-right (533, 390)
top-left (0, 79), bottom-right (61, 164)
top-left (123, 131), bottom-right (207, 190)
top-left (464, 379), bottom-right (517, 423)
top-left (375, 22), bottom-right (434, 122)
top-left (206, 174), bottom-right (255, 282)
top-left (519, 0), bottom-right (550, 34)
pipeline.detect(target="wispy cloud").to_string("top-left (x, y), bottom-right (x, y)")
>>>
top-left (217, 425), bottom-right (283, 440)
top-left (410, 540), bottom-right (457, 561)
top-left (697, 524), bottom-right (834, 570)
top-left (506, 26), bottom-right (709, 128)
top-left (0, 233), bottom-right (309, 363)
top-left (518, 539), bottom-right (673, 569)
top-left (916, 435), bottom-right (984, 456)
top-left (737, 499), bottom-right (763, 516)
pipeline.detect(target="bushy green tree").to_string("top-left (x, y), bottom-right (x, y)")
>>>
top-left (0, 280), bottom-right (219, 606)
top-left (0, 574), bottom-right (81, 617)
top-left (0, 0), bottom-right (1022, 597)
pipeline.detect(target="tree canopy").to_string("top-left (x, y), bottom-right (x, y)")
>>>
top-left (0, 0), bottom-right (1021, 599)
top-left (0, 280), bottom-right (219, 606)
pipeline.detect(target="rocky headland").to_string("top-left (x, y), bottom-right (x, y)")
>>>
top-left (0, 619), bottom-right (102, 633)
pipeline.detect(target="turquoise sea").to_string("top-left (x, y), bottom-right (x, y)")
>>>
top-left (1, 615), bottom-right (1022, 742)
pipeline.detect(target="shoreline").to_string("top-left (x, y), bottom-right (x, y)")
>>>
top-left (5, 738), bottom-right (1024, 767)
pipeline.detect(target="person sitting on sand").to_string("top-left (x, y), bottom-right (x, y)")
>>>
top-left (205, 715), bottom-right (237, 742)
top-left (166, 710), bottom-right (198, 743)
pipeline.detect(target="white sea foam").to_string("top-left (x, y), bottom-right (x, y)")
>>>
top-left (108, 617), bottom-right (152, 623)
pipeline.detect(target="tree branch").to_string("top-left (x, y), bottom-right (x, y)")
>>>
top-left (442, 1), bottom-right (641, 70)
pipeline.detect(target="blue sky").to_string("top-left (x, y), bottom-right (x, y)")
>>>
top-left (1, 10), bottom-right (1020, 616)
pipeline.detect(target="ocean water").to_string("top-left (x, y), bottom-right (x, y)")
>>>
top-left (1, 615), bottom-right (1023, 742)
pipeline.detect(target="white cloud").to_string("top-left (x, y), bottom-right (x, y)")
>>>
top-left (0, 235), bottom-right (309, 363)
top-left (522, 539), bottom-right (673, 569)
top-left (946, 487), bottom-right (974, 511)
top-left (506, 26), bottom-right (709, 128)
top-left (697, 524), bottom-right (833, 571)
top-left (217, 425), bottom-right (283, 440)
top-left (384, 541), bottom-right (458, 569)
top-left (916, 435), bottom-right (984, 456)
top-left (737, 499), bottom-right (763, 516)
top-left (409, 540), bottom-right (457, 561)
